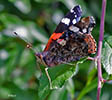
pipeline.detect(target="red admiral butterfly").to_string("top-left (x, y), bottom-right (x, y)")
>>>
top-left (14, 5), bottom-right (96, 89)
top-left (36, 5), bottom-right (96, 67)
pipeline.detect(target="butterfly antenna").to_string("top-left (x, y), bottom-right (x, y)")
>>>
top-left (13, 32), bottom-right (38, 54)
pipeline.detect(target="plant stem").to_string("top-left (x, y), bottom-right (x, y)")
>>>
top-left (97, 0), bottom-right (106, 100)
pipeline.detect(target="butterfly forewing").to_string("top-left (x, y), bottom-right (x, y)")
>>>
top-left (44, 5), bottom-right (82, 51)
top-left (55, 5), bottom-right (82, 33)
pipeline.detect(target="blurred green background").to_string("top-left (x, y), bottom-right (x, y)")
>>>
top-left (0, 0), bottom-right (112, 100)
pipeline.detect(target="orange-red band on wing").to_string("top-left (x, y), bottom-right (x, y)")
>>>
top-left (44, 32), bottom-right (64, 51)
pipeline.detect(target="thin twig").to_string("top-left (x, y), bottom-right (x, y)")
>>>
top-left (96, 0), bottom-right (106, 100)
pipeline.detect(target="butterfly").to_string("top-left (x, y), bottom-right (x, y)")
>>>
top-left (14, 5), bottom-right (97, 89)
top-left (36, 5), bottom-right (96, 67)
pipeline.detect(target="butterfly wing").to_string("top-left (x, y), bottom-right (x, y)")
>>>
top-left (36, 6), bottom-right (96, 67)
top-left (68, 16), bottom-right (96, 54)
top-left (40, 16), bottom-right (96, 67)
top-left (44, 5), bottom-right (82, 51)
top-left (54, 5), bottom-right (82, 33)
top-left (75, 16), bottom-right (96, 34)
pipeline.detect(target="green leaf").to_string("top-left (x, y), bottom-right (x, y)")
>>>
top-left (0, 13), bottom-right (27, 38)
top-left (0, 86), bottom-right (11, 99)
top-left (0, 13), bottom-right (23, 27)
top-left (0, 13), bottom-right (48, 44)
top-left (5, 44), bottom-right (24, 79)
top-left (77, 78), bottom-right (97, 100)
top-left (51, 65), bottom-right (76, 89)
top-left (101, 84), bottom-right (112, 100)
top-left (8, 0), bottom-right (31, 14)
top-left (35, 0), bottom-right (57, 3)
top-left (105, 0), bottom-right (112, 24)
top-left (1, 82), bottom-right (37, 100)
top-left (38, 58), bottom-right (87, 100)
top-left (102, 36), bottom-right (112, 75)
top-left (106, 36), bottom-right (112, 47)
top-left (38, 64), bottom-right (77, 100)
top-left (108, 75), bottom-right (112, 80)
top-left (66, 79), bottom-right (75, 99)
top-left (48, 87), bottom-right (68, 100)
top-left (86, 67), bottom-right (97, 86)
top-left (25, 21), bottom-right (48, 44)
top-left (76, 62), bottom-right (97, 100)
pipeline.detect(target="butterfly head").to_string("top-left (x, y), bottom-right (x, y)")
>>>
top-left (36, 52), bottom-right (47, 67)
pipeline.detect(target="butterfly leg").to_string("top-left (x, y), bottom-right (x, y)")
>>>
top-left (45, 68), bottom-right (53, 89)
top-left (88, 56), bottom-right (97, 61)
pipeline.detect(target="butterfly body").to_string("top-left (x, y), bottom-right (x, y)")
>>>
top-left (36, 5), bottom-right (96, 67)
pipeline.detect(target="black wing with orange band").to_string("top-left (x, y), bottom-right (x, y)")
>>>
top-left (44, 5), bottom-right (82, 51)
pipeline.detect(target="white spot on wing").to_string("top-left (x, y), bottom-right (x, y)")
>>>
top-left (91, 16), bottom-right (95, 24)
top-left (70, 8), bottom-right (74, 13)
top-left (70, 8), bottom-right (76, 15)
top-left (75, 15), bottom-right (77, 18)
top-left (69, 26), bottom-right (79, 32)
top-left (82, 28), bottom-right (87, 33)
top-left (57, 39), bottom-right (66, 46)
top-left (89, 27), bottom-right (93, 33)
top-left (61, 18), bottom-right (70, 25)
top-left (72, 19), bottom-right (76, 24)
